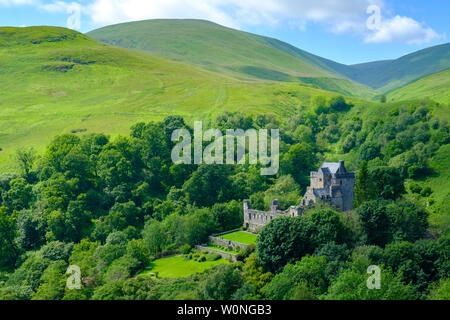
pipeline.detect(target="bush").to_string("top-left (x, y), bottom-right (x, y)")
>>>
top-left (409, 182), bottom-right (422, 194)
top-left (180, 244), bottom-right (192, 255)
top-left (206, 253), bottom-right (221, 261)
top-left (420, 186), bottom-right (433, 197)
top-left (236, 244), bottom-right (256, 262)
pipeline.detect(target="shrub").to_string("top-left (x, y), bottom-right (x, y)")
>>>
top-left (409, 182), bottom-right (422, 194)
top-left (180, 244), bottom-right (192, 255)
top-left (420, 186), bottom-right (433, 197)
top-left (206, 253), bottom-right (221, 261)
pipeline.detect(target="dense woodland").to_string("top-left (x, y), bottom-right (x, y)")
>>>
top-left (0, 95), bottom-right (448, 300)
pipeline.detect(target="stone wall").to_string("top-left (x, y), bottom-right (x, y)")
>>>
top-left (243, 161), bottom-right (355, 231)
top-left (195, 245), bottom-right (238, 262)
top-left (208, 236), bottom-right (248, 250)
top-left (243, 199), bottom-right (302, 232)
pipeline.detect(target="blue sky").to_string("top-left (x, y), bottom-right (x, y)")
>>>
top-left (1, 0), bottom-right (448, 64)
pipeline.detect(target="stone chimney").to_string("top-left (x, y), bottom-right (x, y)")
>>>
top-left (338, 160), bottom-right (346, 173)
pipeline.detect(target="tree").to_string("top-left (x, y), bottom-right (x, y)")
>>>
top-left (15, 147), bottom-right (38, 181)
top-left (32, 260), bottom-right (68, 300)
top-left (357, 199), bottom-right (428, 247)
top-left (40, 241), bottom-right (73, 262)
top-left (142, 219), bottom-right (167, 256)
top-left (182, 165), bottom-right (233, 207)
top-left (380, 95), bottom-right (387, 103)
top-left (198, 265), bottom-right (243, 300)
top-left (324, 267), bottom-right (417, 300)
top-left (280, 143), bottom-right (316, 186)
top-left (109, 201), bottom-right (143, 227)
top-left (16, 209), bottom-right (47, 250)
top-left (46, 199), bottom-right (92, 242)
top-left (211, 200), bottom-right (242, 232)
top-left (44, 134), bottom-right (81, 173)
top-left (329, 96), bottom-right (351, 112)
top-left (2, 177), bottom-right (32, 212)
top-left (369, 166), bottom-right (405, 200)
top-left (264, 175), bottom-right (301, 211)
top-left (257, 216), bottom-right (315, 273)
top-left (262, 255), bottom-right (328, 299)
top-left (427, 279), bottom-right (450, 300)
top-left (312, 95), bottom-right (329, 115)
top-left (5, 252), bottom-right (51, 292)
top-left (354, 160), bottom-right (371, 207)
top-left (381, 238), bottom-right (448, 293)
top-left (242, 253), bottom-right (273, 298)
top-left (359, 142), bottom-right (380, 162)
top-left (292, 125), bottom-right (314, 145)
top-left (126, 239), bottom-right (149, 269)
top-left (0, 207), bottom-right (19, 268)
top-left (357, 200), bottom-right (391, 247)
top-left (309, 208), bottom-right (349, 245)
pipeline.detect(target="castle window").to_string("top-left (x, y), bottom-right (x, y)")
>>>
top-left (340, 180), bottom-right (342, 185)
top-left (319, 178), bottom-right (322, 182)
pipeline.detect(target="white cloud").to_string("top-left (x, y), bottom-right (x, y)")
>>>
top-left (364, 15), bottom-right (442, 44)
top-left (4, 0), bottom-right (444, 45)
top-left (40, 0), bottom-right (70, 12)
top-left (82, 0), bottom-right (385, 30)
top-left (85, 0), bottom-right (239, 28)
top-left (0, 0), bottom-right (35, 5)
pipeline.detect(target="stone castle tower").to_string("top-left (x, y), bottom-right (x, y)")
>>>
top-left (243, 160), bottom-right (355, 231)
top-left (301, 160), bottom-right (355, 211)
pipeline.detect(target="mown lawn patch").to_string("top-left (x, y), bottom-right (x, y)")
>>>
top-left (219, 231), bottom-right (257, 245)
top-left (140, 254), bottom-right (229, 278)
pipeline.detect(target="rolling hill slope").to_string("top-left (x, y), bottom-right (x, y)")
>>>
top-left (88, 19), bottom-right (450, 95)
top-left (0, 26), bottom-right (348, 172)
top-left (341, 43), bottom-right (450, 92)
top-left (386, 68), bottom-right (450, 104)
top-left (87, 19), bottom-right (378, 99)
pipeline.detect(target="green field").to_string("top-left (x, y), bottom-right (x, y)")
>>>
top-left (0, 26), bottom-right (344, 173)
top-left (219, 231), bottom-right (258, 245)
top-left (140, 255), bottom-right (230, 278)
top-left (387, 68), bottom-right (450, 104)
top-left (337, 43), bottom-right (450, 92)
top-left (1, 24), bottom-right (448, 173)
top-left (416, 144), bottom-right (450, 233)
top-left (87, 20), bottom-right (450, 94)
top-left (87, 19), bottom-right (378, 100)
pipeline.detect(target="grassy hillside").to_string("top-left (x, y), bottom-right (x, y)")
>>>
top-left (87, 19), bottom-right (378, 99)
top-left (0, 26), bottom-right (347, 173)
top-left (386, 68), bottom-right (450, 104)
top-left (341, 43), bottom-right (450, 92)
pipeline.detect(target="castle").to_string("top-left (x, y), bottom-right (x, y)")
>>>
top-left (243, 160), bottom-right (355, 231)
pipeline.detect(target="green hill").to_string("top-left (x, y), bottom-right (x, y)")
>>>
top-left (340, 43), bottom-right (450, 92)
top-left (386, 68), bottom-right (450, 104)
top-left (0, 26), bottom-right (347, 172)
top-left (87, 19), bottom-right (378, 99)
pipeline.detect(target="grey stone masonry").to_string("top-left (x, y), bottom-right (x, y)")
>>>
top-left (243, 160), bottom-right (355, 231)
top-left (195, 245), bottom-right (238, 262)
top-left (301, 160), bottom-right (355, 211)
top-left (243, 199), bottom-right (302, 232)
top-left (208, 236), bottom-right (248, 250)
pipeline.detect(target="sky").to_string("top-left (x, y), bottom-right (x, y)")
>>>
top-left (0, 0), bottom-right (449, 64)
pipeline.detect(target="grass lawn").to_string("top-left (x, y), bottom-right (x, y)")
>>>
top-left (140, 255), bottom-right (229, 278)
top-left (219, 231), bottom-right (258, 245)
top-left (0, 26), bottom-right (359, 173)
